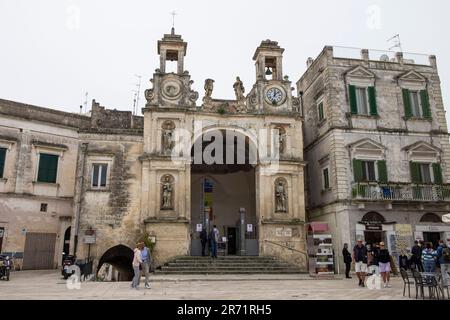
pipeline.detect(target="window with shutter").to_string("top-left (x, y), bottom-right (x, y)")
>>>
top-left (410, 162), bottom-right (421, 183)
top-left (420, 90), bottom-right (431, 119)
top-left (403, 88), bottom-right (412, 118)
top-left (37, 153), bottom-right (59, 183)
top-left (349, 85), bottom-right (358, 114)
top-left (432, 163), bottom-right (443, 184)
top-left (0, 148), bottom-right (6, 179)
top-left (92, 164), bottom-right (108, 188)
top-left (377, 160), bottom-right (388, 183)
top-left (353, 159), bottom-right (363, 182)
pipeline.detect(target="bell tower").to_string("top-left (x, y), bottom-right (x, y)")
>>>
top-left (144, 29), bottom-right (199, 109)
top-left (253, 39), bottom-right (284, 81)
top-left (247, 40), bottom-right (299, 113)
top-left (157, 27), bottom-right (187, 74)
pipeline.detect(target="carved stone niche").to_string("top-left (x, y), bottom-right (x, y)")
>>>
top-left (274, 177), bottom-right (288, 213)
top-left (274, 126), bottom-right (287, 156)
top-left (161, 120), bottom-right (176, 156)
top-left (160, 174), bottom-right (175, 211)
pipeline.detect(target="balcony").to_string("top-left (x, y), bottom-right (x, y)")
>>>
top-left (351, 182), bottom-right (450, 202)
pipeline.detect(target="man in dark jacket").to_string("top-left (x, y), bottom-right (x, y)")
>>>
top-left (200, 228), bottom-right (208, 257)
top-left (342, 243), bottom-right (352, 279)
top-left (411, 241), bottom-right (424, 271)
top-left (353, 239), bottom-right (368, 287)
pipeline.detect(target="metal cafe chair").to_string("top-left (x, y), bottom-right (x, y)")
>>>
top-left (412, 269), bottom-right (440, 299)
top-left (440, 268), bottom-right (450, 299)
top-left (400, 268), bottom-right (414, 298)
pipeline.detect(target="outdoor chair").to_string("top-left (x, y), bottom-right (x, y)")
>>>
top-left (440, 268), bottom-right (450, 299)
top-left (412, 269), bottom-right (440, 300)
top-left (400, 268), bottom-right (414, 298)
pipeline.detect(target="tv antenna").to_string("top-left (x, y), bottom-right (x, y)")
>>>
top-left (387, 34), bottom-right (402, 52)
top-left (133, 75), bottom-right (142, 115)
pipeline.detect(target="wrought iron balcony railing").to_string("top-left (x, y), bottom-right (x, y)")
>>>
top-left (351, 182), bottom-right (450, 202)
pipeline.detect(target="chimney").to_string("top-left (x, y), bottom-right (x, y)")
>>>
top-left (361, 49), bottom-right (369, 61)
top-left (306, 57), bottom-right (314, 68)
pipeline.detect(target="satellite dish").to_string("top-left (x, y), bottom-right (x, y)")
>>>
top-left (380, 54), bottom-right (389, 62)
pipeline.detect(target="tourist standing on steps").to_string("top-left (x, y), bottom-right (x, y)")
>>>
top-left (210, 225), bottom-right (219, 259)
top-left (140, 241), bottom-right (152, 289)
top-left (342, 243), bottom-right (352, 279)
top-left (353, 239), bottom-right (368, 287)
top-left (200, 228), bottom-right (208, 257)
top-left (377, 242), bottom-right (391, 288)
top-left (131, 242), bottom-right (143, 289)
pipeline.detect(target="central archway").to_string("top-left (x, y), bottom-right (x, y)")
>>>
top-left (97, 245), bottom-right (134, 281)
top-left (190, 129), bottom-right (258, 256)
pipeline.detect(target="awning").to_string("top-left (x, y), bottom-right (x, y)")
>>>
top-left (307, 222), bottom-right (329, 233)
top-left (443, 214), bottom-right (450, 224)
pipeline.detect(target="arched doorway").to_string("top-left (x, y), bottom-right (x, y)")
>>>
top-left (420, 213), bottom-right (443, 249)
top-left (190, 129), bottom-right (258, 256)
top-left (97, 245), bottom-right (134, 281)
top-left (361, 211), bottom-right (385, 245)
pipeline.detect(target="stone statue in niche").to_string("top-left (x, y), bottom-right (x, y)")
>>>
top-left (161, 175), bottom-right (174, 210)
top-left (277, 127), bottom-right (287, 155)
top-left (161, 121), bottom-right (175, 155)
top-left (275, 179), bottom-right (287, 213)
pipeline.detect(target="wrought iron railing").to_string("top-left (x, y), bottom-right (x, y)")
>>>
top-left (351, 182), bottom-right (450, 202)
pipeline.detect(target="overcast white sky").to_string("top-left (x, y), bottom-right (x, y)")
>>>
top-left (1, 0), bottom-right (449, 124)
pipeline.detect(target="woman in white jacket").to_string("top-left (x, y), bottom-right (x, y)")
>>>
top-left (131, 242), bottom-right (143, 289)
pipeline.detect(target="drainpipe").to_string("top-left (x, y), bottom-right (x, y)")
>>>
top-left (73, 143), bottom-right (88, 256)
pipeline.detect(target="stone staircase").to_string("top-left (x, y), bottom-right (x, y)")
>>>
top-left (155, 256), bottom-right (306, 274)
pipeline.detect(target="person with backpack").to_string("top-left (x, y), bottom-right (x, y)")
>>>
top-left (436, 240), bottom-right (450, 270)
top-left (210, 225), bottom-right (219, 259)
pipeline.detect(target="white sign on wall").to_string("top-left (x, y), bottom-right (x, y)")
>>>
top-left (247, 224), bottom-right (253, 232)
top-left (276, 228), bottom-right (283, 237)
top-left (284, 228), bottom-right (292, 237)
top-left (83, 235), bottom-right (96, 244)
top-left (196, 224), bottom-right (203, 232)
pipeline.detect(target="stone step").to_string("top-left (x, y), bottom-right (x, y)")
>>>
top-left (155, 270), bottom-right (306, 274)
top-left (172, 257), bottom-right (276, 261)
top-left (168, 263), bottom-right (292, 267)
top-left (171, 260), bottom-right (280, 264)
top-left (162, 265), bottom-right (300, 270)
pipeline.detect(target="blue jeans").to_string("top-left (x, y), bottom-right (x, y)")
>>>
top-left (424, 261), bottom-right (436, 273)
top-left (131, 265), bottom-right (140, 287)
top-left (211, 241), bottom-right (217, 258)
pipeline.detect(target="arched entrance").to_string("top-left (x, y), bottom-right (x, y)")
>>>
top-left (190, 129), bottom-right (258, 256)
top-left (97, 245), bottom-right (134, 281)
top-left (361, 211), bottom-right (385, 245)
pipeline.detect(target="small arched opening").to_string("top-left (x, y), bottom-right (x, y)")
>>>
top-left (62, 227), bottom-right (71, 264)
top-left (361, 212), bottom-right (385, 245)
top-left (420, 213), bottom-right (443, 249)
top-left (97, 245), bottom-right (134, 281)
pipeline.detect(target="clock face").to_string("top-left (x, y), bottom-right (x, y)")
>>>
top-left (266, 87), bottom-right (284, 105)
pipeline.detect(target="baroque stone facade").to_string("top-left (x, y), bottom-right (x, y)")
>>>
top-left (1, 32), bottom-right (449, 276)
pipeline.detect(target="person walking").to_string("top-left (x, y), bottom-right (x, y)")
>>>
top-left (139, 241), bottom-right (152, 289)
top-left (411, 241), bottom-right (424, 272)
top-left (210, 225), bottom-right (219, 259)
top-left (422, 242), bottom-right (437, 273)
top-left (377, 242), bottom-right (391, 288)
top-left (200, 228), bottom-right (208, 257)
top-left (131, 242), bottom-right (143, 289)
top-left (342, 243), bottom-right (352, 279)
top-left (353, 239), bottom-right (368, 287)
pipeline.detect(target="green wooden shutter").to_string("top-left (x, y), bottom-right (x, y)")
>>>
top-left (0, 148), bottom-right (6, 179)
top-left (368, 86), bottom-right (378, 116)
top-left (403, 88), bottom-right (412, 118)
top-left (353, 159), bottom-right (363, 182)
top-left (318, 102), bottom-right (324, 121)
top-left (349, 85), bottom-right (358, 114)
top-left (410, 161), bottom-right (421, 183)
top-left (432, 163), bottom-right (443, 184)
top-left (377, 160), bottom-right (388, 183)
top-left (420, 90), bottom-right (431, 119)
top-left (38, 154), bottom-right (58, 183)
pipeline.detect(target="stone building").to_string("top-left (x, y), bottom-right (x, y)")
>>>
top-left (0, 30), bottom-right (307, 275)
top-left (298, 46), bottom-right (450, 273)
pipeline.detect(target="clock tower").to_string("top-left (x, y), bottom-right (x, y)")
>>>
top-left (248, 40), bottom-right (300, 113)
